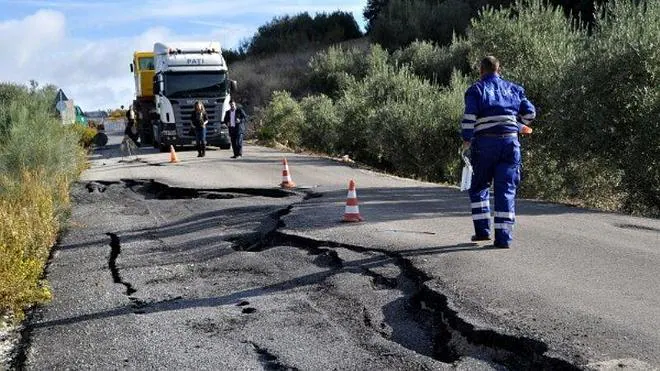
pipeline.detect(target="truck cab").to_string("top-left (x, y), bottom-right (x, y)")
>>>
top-left (152, 41), bottom-right (233, 151)
top-left (131, 52), bottom-right (155, 98)
top-left (130, 52), bottom-right (156, 144)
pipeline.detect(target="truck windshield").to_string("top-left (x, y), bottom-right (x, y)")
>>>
top-left (164, 71), bottom-right (227, 98)
top-left (139, 57), bottom-right (154, 70)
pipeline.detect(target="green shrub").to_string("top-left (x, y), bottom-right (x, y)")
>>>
top-left (257, 91), bottom-right (305, 148)
top-left (467, 0), bottom-right (587, 111)
top-left (392, 37), bottom-right (471, 86)
top-left (554, 0), bottom-right (659, 215)
top-left (0, 83), bottom-right (31, 146)
top-left (68, 124), bottom-right (98, 148)
top-left (333, 63), bottom-right (469, 181)
top-left (369, 0), bottom-right (473, 50)
top-left (0, 96), bottom-right (86, 187)
top-left (299, 95), bottom-right (340, 154)
top-left (309, 44), bottom-right (388, 97)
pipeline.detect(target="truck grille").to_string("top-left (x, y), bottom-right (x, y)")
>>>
top-left (170, 99), bottom-right (225, 137)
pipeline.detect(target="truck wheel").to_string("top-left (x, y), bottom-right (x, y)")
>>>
top-left (93, 132), bottom-right (108, 147)
top-left (220, 143), bottom-right (231, 150)
top-left (159, 142), bottom-right (169, 152)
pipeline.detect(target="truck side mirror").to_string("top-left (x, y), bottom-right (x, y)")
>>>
top-left (130, 63), bottom-right (134, 73)
top-left (230, 80), bottom-right (238, 93)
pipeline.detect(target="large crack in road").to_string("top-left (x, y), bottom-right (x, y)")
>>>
top-left (19, 180), bottom-right (582, 369)
top-left (114, 180), bottom-right (580, 369)
top-left (228, 205), bottom-right (579, 370)
top-left (105, 233), bottom-right (137, 296)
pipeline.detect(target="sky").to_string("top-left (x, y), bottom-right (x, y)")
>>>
top-left (0, 0), bottom-right (366, 111)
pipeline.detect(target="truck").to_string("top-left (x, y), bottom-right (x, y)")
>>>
top-left (150, 41), bottom-right (234, 152)
top-left (129, 51), bottom-right (156, 145)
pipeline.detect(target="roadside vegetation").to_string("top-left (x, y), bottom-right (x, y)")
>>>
top-left (234, 0), bottom-right (658, 217)
top-left (0, 82), bottom-right (89, 321)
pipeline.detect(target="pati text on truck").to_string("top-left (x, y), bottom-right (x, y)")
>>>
top-left (150, 41), bottom-right (236, 152)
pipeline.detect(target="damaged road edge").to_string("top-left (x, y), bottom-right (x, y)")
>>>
top-left (85, 179), bottom-right (299, 200)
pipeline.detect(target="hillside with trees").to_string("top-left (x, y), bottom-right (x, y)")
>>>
top-left (230, 0), bottom-right (659, 217)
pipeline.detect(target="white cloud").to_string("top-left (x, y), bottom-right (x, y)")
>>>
top-left (0, 2), bottom-right (365, 111)
top-left (0, 9), bottom-right (66, 69)
top-left (0, 10), bottom-right (243, 111)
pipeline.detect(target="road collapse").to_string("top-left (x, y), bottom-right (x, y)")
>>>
top-left (80, 179), bottom-right (578, 370)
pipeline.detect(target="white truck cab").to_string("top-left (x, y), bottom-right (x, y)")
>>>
top-left (152, 41), bottom-right (234, 151)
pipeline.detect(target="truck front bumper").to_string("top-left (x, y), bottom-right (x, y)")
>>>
top-left (160, 126), bottom-right (230, 148)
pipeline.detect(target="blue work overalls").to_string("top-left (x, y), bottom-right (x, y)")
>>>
top-left (461, 73), bottom-right (536, 246)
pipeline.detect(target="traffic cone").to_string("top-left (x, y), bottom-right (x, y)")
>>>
top-left (169, 145), bottom-right (179, 163)
top-left (280, 158), bottom-right (296, 189)
top-left (342, 179), bottom-right (363, 222)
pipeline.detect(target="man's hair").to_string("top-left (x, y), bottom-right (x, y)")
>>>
top-left (230, 99), bottom-right (235, 104)
top-left (480, 56), bottom-right (500, 73)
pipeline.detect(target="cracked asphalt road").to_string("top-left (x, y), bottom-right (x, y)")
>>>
top-left (14, 136), bottom-right (660, 370)
top-left (22, 182), bottom-right (482, 370)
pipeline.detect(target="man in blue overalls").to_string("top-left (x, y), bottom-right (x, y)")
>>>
top-left (461, 56), bottom-right (536, 248)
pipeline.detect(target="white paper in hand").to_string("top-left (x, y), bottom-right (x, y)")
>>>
top-left (460, 151), bottom-right (472, 192)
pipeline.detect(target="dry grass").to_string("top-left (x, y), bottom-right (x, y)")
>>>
top-left (0, 83), bottom-right (88, 321)
top-left (0, 170), bottom-right (71, 321)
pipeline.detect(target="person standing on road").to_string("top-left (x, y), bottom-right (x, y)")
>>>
top-left (124, 105), bottom-right (139, 146)
top-left (223, 100), bottom-right (247, 159)
top-left (461, 56), bottom-right (536, 248)
top-left (190, 101), bottom-right (209, 157)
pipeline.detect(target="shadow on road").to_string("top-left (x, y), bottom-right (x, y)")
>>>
top-left (60, 182), bottom-right (606, 255)
top-left (286, 187), bottom-right (598, 234)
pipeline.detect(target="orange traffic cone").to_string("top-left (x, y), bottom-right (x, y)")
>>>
top-left (342, 179), bottom-right (363, 222)
top-left (169, 145), bottom-right (179, 163)
top-left (280, 158), bottom-right (296, 189)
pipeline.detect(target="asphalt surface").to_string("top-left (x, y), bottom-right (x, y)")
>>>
top-left (15, 136), bottom-right (660, 370)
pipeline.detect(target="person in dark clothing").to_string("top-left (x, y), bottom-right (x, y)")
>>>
top-left (124, 105), bottom-right (139, 145)
top-left (190, 101), bottom-right (209, 157)
top-left (222, 100), bottom-right (247, 159)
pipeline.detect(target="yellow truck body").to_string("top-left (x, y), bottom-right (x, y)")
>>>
top-left (130, 51), bottom-right (156, 144)
top-left (132, 51), bottom-right (155, 98)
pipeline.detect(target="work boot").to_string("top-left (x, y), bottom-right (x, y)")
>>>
top-left (471, 235), bottom-right (491, 242)
top-left (493, 241), bottom-right (510, 249)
